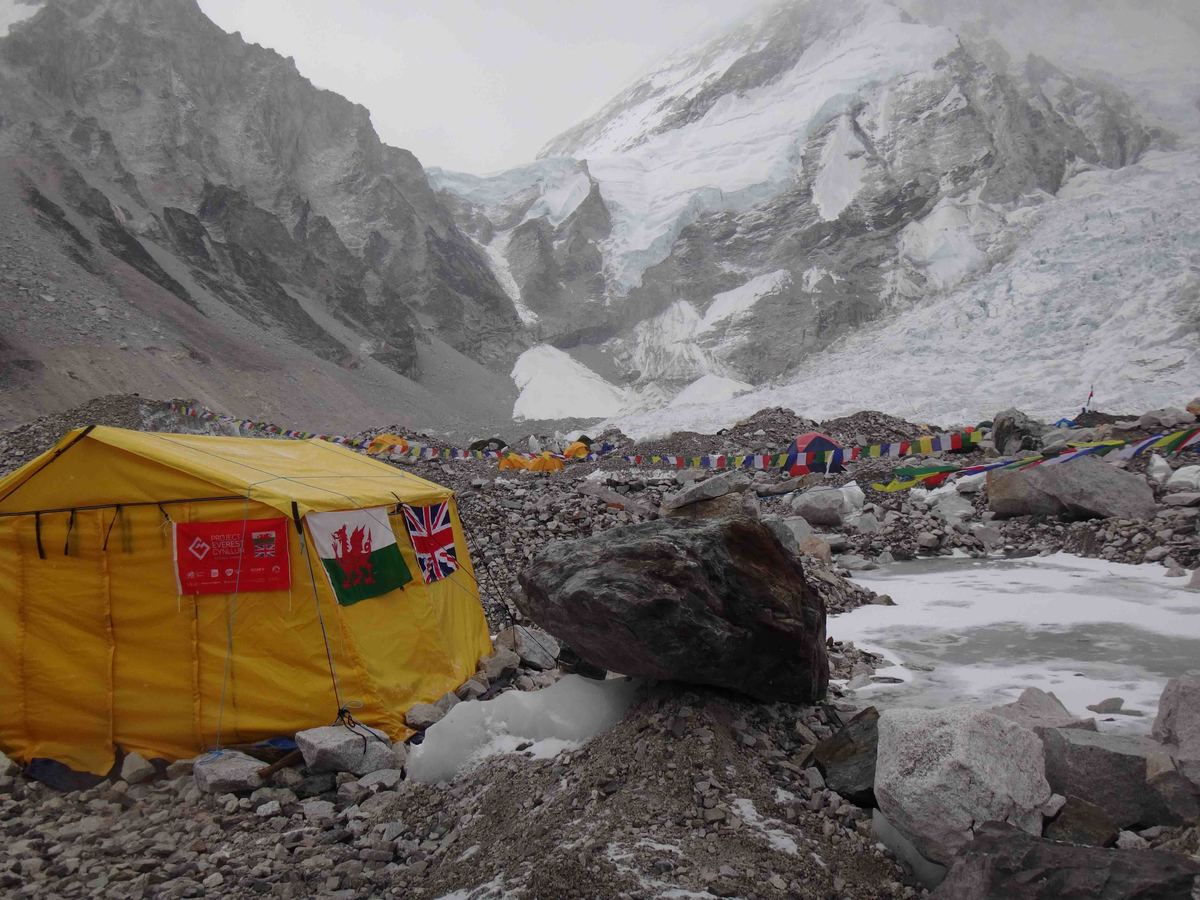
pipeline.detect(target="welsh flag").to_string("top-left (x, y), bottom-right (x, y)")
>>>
top-left (306, 508), bottom-right (412, 606)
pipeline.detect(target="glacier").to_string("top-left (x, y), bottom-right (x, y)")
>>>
top-left (606, 149), bottom-right (1200, 438)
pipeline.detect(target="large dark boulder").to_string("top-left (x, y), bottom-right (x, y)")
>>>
top-left (988, 456), bottom-right (1156, 521)
top-left (517, 519), bottom-right (828, 702)
top-left (813, 706), bottom-right (879, 807)
top-left (932, 822), bottom-right (1200, 899)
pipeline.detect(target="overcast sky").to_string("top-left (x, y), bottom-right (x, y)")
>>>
top-left (197, 0), bottom-right (764, 175)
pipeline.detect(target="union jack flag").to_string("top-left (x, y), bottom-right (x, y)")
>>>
top-left (401, 501), bottom-right (459, 583)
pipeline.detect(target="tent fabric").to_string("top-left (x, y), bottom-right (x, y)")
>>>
top-left (785, 432), bottom-right (845, 476)
top-left (0, 427), bottom-right (491, 775)
top-left (498, 453), bottom-right (531, 471)
top-left (528, 453), bottom-right (565, 473)
top-left (563, 441), bottom-right (590, 459)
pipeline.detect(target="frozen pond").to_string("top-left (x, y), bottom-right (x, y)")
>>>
top-left (830, 553), bottom-right (1200, 733)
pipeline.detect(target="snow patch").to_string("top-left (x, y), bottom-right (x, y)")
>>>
top-left (898, 194), bottom-right (1006, 291)
top-left (699, 270), bottom-right (791, 332)
top-left (669, 374), bottom-right (753, 408)
top-left (477, 232), bottom-right (539, 325)
top-left (813, 114), bottom-right (869, 221)
top-left (407, 675), bottom-right (640, 783)
top-left (511, 345), bottom-right (629, 420)
top-left (0, 0), bottom-right (41, 36)
top-left (730, 798), bottom-right (800, 855)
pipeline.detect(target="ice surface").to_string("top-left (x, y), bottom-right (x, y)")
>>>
top-left (669, 374), bottom-right (753, 408)
top-left (428, 158), bottom-right (590, 228)
top-left (407, 675), bottom-right (640, 783)
top-left (812, 115), bottom-right (869, 221)
top-left (0, 0), bottom-right (41, 36)
top-left (605, 149), bottom-right (1200, 437)
top-left (830, 554), bottom-right (1200, 733)
top-left (476, 232), bottom-right (539, 326)
top-left (698, 270), bottom-right (791, 333)
top-left (511, 345), bottom-right (629, 420)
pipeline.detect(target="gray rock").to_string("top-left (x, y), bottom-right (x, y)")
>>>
top-left (120, 751), bottom-right (155, 785)
top-left (756, 475), bottom-right (818, 496)
top-left (1043, 796), bottom-right (1119, 847)
top-left (1115, 829), bottom-right (1149, 850)
top-left (872, 808), bottom-right (948, 890)
top-left (479, 647), bottom-right (521, 682)
top-left (1152, 676), bottom-right (1200, 757)
top-left (517, 518), bottom-right (828, 703)
top-left (789, 489), bottom-right (847, 527)
top-left (992, 408), bottom-right (1046, 456)
top-left (1163, 492), bottom-right (1200, 507)
top-left (357, 768), bottom-right (404, 791)
top-left (812, 706), bottom-right (878, 807)
top-left (968, 522), bottom-right (1002, 549)
top-left (404, 703), bottom-right (445, 730)
top-left (661, 489), bottom-right (760, 520)
top-left (837, 553), bottom-right (875, 571)
top-left (496, 624), bottom-right (561, 670)
top-left (295, 725), bottom-right (395, 776)
top-left (1166, 465), bottom-right (1200, 493)
top-left (434, 692), bottom-right (460, 715)
top-left (193, 751), bottom-right (263, 794)
top-left (456, 678), bottom-right (489, 701)
top-left (848, 511), bottom-right (880, 533)
top-left (661, 471), bottom-right (749, 510)
top-left (764, 516), bottom-right (813, 551)
top-left (916, 531), bottom-right (940, 549)
top-left (165, 758), bottom-right (194, 779)
top-left (1041, 727), bottom-right (1162, 828)
top-left (990, 688), bottom-right (1096, 736)
top-left (797, 535), bottom-right (832, 564)
top-left (929, 492), bottom-right (974, 526)
top-left (875, 706), bottom-right (1051, 865)
top-left (1087, 697), bottom-right (1128, 714)
top-left (255, 800), bottom-right (281, 817)
top-left (1138, 407), bottom-right (1194, 430)
top-left (988, 455), bottom-right (1156, 521)
top-left (932, 821), bottom-right (1200, 899)
top-left (300, 799), bottom-right (336, 821)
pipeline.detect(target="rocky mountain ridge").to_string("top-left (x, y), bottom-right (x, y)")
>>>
top-left (0, 0), bottom-right (526, 429)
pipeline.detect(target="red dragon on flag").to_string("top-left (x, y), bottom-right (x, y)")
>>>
top-left (331, 524), bottom-right (374, 589)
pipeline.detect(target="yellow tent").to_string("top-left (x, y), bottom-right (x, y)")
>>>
top-left (563, 441), bottom-right (590, 459)
top-left (528, 453), bottom-right (565, 473)
top-left (0, 426), bottom-right (491, 774)
top-left (366, 433), bottom-right (409, 456)
top-left (498, 453), bottom-right (531, 471)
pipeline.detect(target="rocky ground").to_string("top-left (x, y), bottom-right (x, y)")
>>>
top-left (1, 397), bottom-right (1199, 898)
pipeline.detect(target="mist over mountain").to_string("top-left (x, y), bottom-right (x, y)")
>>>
top-left (1, 0), bottom-right (1197, 432)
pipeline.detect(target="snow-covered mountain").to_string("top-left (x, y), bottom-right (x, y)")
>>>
top-left (433, 0), bottom-right (1200, 424)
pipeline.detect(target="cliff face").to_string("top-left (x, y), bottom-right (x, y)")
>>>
top-left (0, 0), bottom-right (527, 428)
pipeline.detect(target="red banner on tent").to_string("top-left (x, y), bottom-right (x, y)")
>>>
top-left (173, 518), bottom-right (291, 595)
